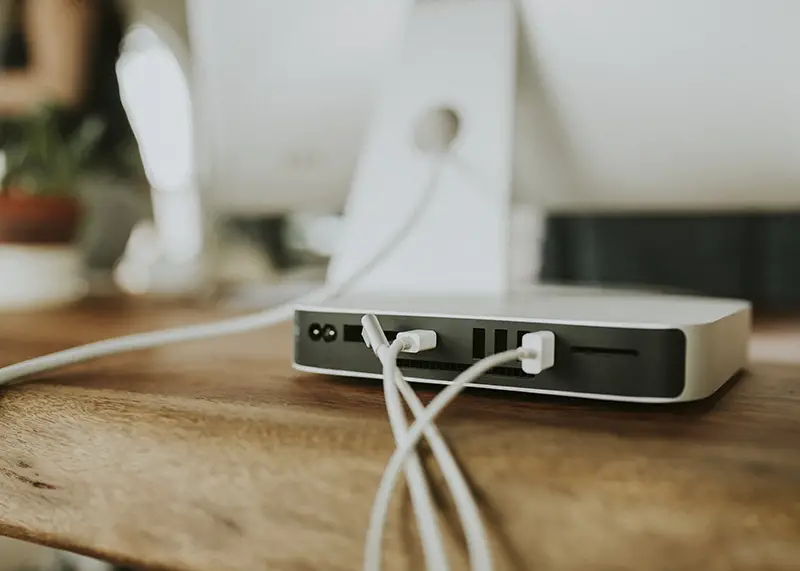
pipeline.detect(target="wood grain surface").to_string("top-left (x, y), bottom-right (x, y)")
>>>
top-left (0, 299), bottom-right (798, 571)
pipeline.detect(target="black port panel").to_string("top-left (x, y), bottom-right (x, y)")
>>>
top-left (294, 310), bottom-right (688, 399)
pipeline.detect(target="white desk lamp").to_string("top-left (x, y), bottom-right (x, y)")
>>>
top-left (115, 21), bottom-right (207, 295)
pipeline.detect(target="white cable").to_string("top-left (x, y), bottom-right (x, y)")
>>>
top-left (364, 347), bottom-right (537, 571)
top-left (378, 341), bottom-right (493, 571)
top-left (361, 314), bottom-right (493, 571)
top-left (379, 342), bottom-right (450, 571)
top-left (0, 158), bottom-right (449, 387)
top-left (0, 302), bottom-right (298, 385)
top-left (362, 314), bottom-right (449, 570)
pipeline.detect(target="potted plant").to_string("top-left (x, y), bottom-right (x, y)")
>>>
top-left (0, 104), bottom-right (105, 309)
top-left (1, 105), bottom-right (105, 243)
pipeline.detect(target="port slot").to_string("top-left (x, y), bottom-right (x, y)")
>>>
top-left (343, 324), bottom-right (398, 343)
top-left (472, 328), bottom-right (486, 359)
top-left (571, 346), bottom-right (639, 357)
top-left (397, 359), bottom-right (469, 373)
top-left (308, 323), bottom-right (323, 341)
top-left (490, 365), bottom-right (530, 378)
top-left (322, 324), bottom-right (338, 343)
top-left (343, 325), bottom-right (363, 343)
top-left (494, 329), bottom-right (508, 353)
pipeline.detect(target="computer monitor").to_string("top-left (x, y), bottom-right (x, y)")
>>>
top-left (188, 0), bottom-right (800, 214)
top-left (187, 0), bottom-right (411, 215)
top-left (186, 0), bottom-right (800, 295)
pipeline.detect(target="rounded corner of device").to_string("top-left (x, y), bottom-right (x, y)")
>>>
top-left (671, 387), bottom-right (712, 403)
top-left (679, 366), bottom-right (744, 403)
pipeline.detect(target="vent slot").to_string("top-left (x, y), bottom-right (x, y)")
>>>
top-left (490, 366), bottom-right (530, 378)
top-left (396, 359), bottom-right (530, 379)
top-left (494, 329), bottom-right (508, 353)
top-left (397, 359), bottom-right (469, 373)
top-left (571, 346), bottom-right (639, 357)
top-left (472, 328), bottom-right (486, 359)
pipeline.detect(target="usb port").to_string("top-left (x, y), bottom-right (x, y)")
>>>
top-left (472, 328), bottom-right (486, 359)
top-left (494, 329), bottom-right (508, 353)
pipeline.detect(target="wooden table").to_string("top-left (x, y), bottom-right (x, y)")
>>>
top-left (0, 300), bottom-right (798, 571)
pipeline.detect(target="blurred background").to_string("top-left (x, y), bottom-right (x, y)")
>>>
top-left (1, 0), bottom-right (799, 568)
top-left (1, 0), bottom-right (798, 315)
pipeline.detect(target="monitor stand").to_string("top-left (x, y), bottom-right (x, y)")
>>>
top-left (326, 0), bottom-right (533, 296)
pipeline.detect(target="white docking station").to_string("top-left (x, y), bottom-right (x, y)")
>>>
top-left (293, 288), bottom-right (751, 403)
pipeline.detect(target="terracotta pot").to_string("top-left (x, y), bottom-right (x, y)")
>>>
top-left (0, 193), bottom-right (82, 244)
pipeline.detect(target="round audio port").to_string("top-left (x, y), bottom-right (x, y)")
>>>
top-left (322, 324), bottom-right (338, 343)
top-left (308, 323), bottom-right (323, 341)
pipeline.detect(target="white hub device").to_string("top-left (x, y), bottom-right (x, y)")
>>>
top-left (294, 288), bottom-right (751, 403)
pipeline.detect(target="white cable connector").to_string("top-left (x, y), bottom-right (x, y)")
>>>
top-left (361, 315), bottom-right (390, 355)
top-left (361, 317), bottom-right (437, 355)
top-left (520, 331), bottom-right (556, 374)
top-left (395, 330), bottom-right (437, 353)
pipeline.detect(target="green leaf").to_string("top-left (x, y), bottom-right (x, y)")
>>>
top-left (1, 103), bottom-right (108, 196)
top-left (69, 116), bottom-right (106, 164)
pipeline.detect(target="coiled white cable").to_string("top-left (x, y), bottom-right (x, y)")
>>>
top-left (361, 314), bottom-right (493, 571)
top-left (379, 341), bottom-right (450, 571)
top-left (381, 342), bottom-right (494, 571)
top-left (364, 347), bottom-right (539, 571)
top-left (0, 158), bottom-right (449, 387)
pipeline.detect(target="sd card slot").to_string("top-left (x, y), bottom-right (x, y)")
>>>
top-left (570, 346), bottom-right (638, 357)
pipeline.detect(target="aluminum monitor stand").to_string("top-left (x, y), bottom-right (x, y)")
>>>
top-left (327, 0), bottom-right (531, 296)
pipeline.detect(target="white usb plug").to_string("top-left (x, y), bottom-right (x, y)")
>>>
top-left (520, 331), bottom-right (556, 374)
top-left (361, 315), bottom-right (438, 355)
top-left (361, 314), bottom-right (390, 354)
top-left (395, 330), bottom-right (438, 353)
